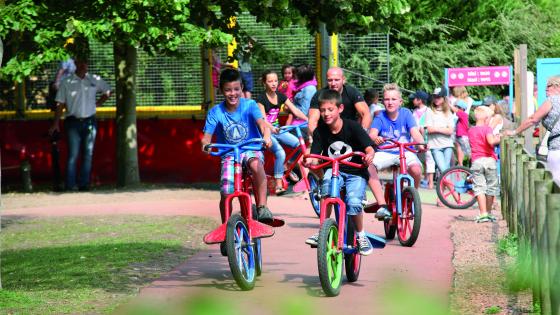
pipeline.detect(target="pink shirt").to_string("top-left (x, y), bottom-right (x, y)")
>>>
top-left (468, 125), bottom-right (497, 161)
top-left (278, 79), bottom-right (296, 100)
top-left (456, 110), bottom-right (469, 137)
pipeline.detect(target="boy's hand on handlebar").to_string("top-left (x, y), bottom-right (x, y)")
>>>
top-left (202, 144), bottom-right (211, 154)
top-left (264, 136), bottom-right (273, 149)
top-left (363, 151), bottom-right (374, 165)
top-left (373, 136), bottom-right (385, 145)
top-left (417, 144), bottom-right (428, 152)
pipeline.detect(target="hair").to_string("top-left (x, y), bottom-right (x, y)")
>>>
top-left (281, 64), bottom-right (294, 75)
top-left (475, 105), bottom-right (493, 119)
top-left (260, 69), bottom-right (276, 83)
top-left (364, 88), bottom-right (379, 105)
top-left (318, 89), bottom-right (342, 106)
top-left (491, 102), bottom-right (504, 116)
top-left (383, 83), bottom-right (402, 98)
top-left (452, 86), bottom-right (468, 99)
top-left (547, 75), bottom-right (560, 87)
top-left (219, 68), bottom-right (242, 89)
top-left (430, 92), bottom-right (452, 116)
top-left (296, 64), bottom-right (314, 83)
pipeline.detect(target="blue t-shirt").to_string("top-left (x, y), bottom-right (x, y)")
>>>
top-left (371, 108), bottom-right (417, 154)
top-left (203, 98), bottom-right (263, 154)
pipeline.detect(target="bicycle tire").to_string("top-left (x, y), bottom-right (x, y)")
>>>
top-left (397, 186), bottom-right (422, 247)
top-left (254, 238), bottom-right (262, 277)
top-left (317, 218), bottom-right (343, 296)
top-left (436, 166), bottom-right (476, 209)
top-left (308, 172), bottom-right (321, 217)
top-left (344, 219), bottom-right (361, 282)
top-left (226, 213), bottom-right (256, 290)
top-left (384, 184), bottom-right (396, 240)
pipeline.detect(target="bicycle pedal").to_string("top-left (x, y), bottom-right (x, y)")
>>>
top-left (310, 244), bottom-right (318, 249)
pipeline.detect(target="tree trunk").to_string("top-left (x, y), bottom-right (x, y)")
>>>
top-left (113, 41), bottom-right (140, 187)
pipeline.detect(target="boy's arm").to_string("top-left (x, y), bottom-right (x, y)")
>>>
top-left (363, 146), bottom-right (375, 165)
top-left (355, 101), bottom-right (372, 131)
top-left (256, 118), bottom-right (272, 148)
top-left (410, 127), bottom-right (427, 150)
top-left (201, 132), bottom-right (213, 152)
top-left (486, 133), bottom-right (501, 146)
top-left (369, 127), bottom-right (384, 145)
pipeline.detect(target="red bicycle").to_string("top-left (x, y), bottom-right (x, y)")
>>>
top-left (203, 138), bottom-right (284, 290)
top-left (364, 139), bottom-right (423, 247)
top-left (267, 122), bottom-right (322, 216)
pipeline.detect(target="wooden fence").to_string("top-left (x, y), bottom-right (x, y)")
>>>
top-left (501, 137), bottom-right (560, 315)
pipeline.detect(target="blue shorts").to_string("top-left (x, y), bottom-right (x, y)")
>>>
top-left (321, 169), bottom-right (367, 216)
top-left (240, 71), bottom-right (254, 92)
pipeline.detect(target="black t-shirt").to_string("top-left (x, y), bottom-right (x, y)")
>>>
top-left (310, 119), bottom-right (374, 177)
top-left (310, 85), bottom-right (365, 121)
top-left (256, 92), bottom-right (288, 127)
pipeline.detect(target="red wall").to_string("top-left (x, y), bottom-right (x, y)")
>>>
top-left (1, 118), bottom-right (279, 189)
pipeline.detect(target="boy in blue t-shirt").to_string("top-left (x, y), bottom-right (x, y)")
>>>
top-left (201, 68), bottom-right (273, 224)
top-left (368, 83), bottom-right (426, 220)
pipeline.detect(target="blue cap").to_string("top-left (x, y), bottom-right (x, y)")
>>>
top-left (455, 99), bottom-right (467, 110)
top-left (409, 90), bottom-right (429, 103)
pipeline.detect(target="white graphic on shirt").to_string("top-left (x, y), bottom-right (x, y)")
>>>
top-left (224, 121), bottom-right (248, 143)
top-left (328, 141), bottom-right (353, 161)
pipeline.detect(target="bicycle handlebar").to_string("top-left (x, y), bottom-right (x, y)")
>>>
top-left (278, 122), bottom-right (308, 134)
top-left (377, 138), bottom-right (425, 154)
top-left (304, 151), bottom-right (367, 171)
top-left (206, 138), bottom-right (265, 157)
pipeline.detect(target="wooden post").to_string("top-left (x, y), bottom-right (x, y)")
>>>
top-left (536, 176), bottom-right (554, 315)
top-left (201, 47), bottom-right (213, 112)
top-left (522, 160), bottom-right (537, 237)
top-left (507, 143), bottom-right (519, 231)
top-left (534, 177), bottom-right (554, 311)
top-left (546, 193), bottom-right (560, 315)
top-left (515, 152), bottom-right (528, 235)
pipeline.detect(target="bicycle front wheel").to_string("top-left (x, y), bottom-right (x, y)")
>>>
top-left (436, 166), bottom-right (476, 209)
top-left (317, 218), bottom-right (343, 296)
top-left (254, 238), bottom-right (262, 277)
top-left (226, 213), bottom-right (256, 290)
top-left (397, 186), bottom-right (422, 247)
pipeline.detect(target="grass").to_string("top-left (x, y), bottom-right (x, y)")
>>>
top-left (0, 215), bottom-right (216, 314)
top-left (497, 233), bottom-right (518, 257)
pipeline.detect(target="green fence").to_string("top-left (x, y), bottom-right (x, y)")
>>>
top-left (501, 137), bottom-right (560, 315)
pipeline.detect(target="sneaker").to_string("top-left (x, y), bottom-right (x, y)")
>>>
top-left (305, 233), bottom-right (319, 246)
top-left (357, 235), bottom-right (373, 256)
top-left (475, 214), bottom-right (490, 223)
top-left (375, 206), bottom-right (392, 220)
top-left (488, 214), bottom-right (497, 222)
top-left (257, 205), bottom-right (273, 223)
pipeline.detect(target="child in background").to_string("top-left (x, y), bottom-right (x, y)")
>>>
top-left (364, 88), bottom-right (384, 118)
top-left (455, 99), bottom-right (471, 166)
top-left (467, 106), bottom-right (501, 223)
top-left (278, 64), bottom-right (296, 101)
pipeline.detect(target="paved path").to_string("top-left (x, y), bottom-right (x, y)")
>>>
top-left (2, 191), bottom-right (462, 315)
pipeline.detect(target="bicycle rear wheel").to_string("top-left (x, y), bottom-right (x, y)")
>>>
top-left (317, 218), bottom-right (343, 296)
top-left (344, 219), bottom-right (361, 282)
top-left (384, 185), bottom-right (396, 240)
top-left (436, 166), bottom-right (476, 209)
top-left (397, 186), bottom-right (422, 247)
top-left (226, 213), bottom-right (256, 290)
top-left (308, 172), bottom-right (321, 217)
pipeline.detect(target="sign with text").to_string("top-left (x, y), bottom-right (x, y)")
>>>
top-left (447, 66), bottom-right (511, 87)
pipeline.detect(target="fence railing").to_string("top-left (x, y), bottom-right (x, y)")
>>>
top-left (501, 137), bottom-right (560, 315)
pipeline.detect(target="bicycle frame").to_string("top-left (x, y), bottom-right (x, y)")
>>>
top-left (378, 140), bottom-right (422, 217)
top-left (278, 122), bottom-right (311, 190)
top-left (203, 139), bottom-right (276, 244)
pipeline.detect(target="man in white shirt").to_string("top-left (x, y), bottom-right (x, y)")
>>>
top-left (49, 57), bottom-right (111, 191)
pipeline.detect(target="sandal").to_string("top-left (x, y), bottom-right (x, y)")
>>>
top-left (275, 187), bottom-right (287, 195)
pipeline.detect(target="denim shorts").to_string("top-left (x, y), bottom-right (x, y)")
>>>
top-left (240, 71), bottom-right (254, 92)
top-left (321, 168), bottom-right (367, 216)
top-left (220, 150), bottom-right (263, 195)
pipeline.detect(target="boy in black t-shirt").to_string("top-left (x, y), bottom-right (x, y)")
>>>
top-left (304, 89), bottom-right (375, 255)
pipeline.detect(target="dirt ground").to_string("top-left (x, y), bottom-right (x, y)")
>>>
top-left (1, 188), bottom-right (533, 314)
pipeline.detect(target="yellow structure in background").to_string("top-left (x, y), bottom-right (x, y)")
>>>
top-left (227, 16), bottom-right (238, 69)
top-left (330, 34), bottom-right (338, 67)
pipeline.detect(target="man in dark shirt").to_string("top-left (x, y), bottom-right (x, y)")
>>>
top-left (307, 67), bottom-right (371, 138)
top-left (304, 89), bottom-right (375, 255)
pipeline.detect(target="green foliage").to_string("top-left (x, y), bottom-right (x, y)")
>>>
top-left (391, 1), bottom-right (560, 95)
top-left (497, 233), bottom-right (518, 257)
top-left (484, 306), bottom-right (502, 314)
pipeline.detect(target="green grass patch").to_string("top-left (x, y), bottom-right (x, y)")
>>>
top-left (497, 233), bottom-right (518, 257)
top-left (1, 215), bottom-right (216, 314)
top-left (484, 305), bottom-right (502, 314)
